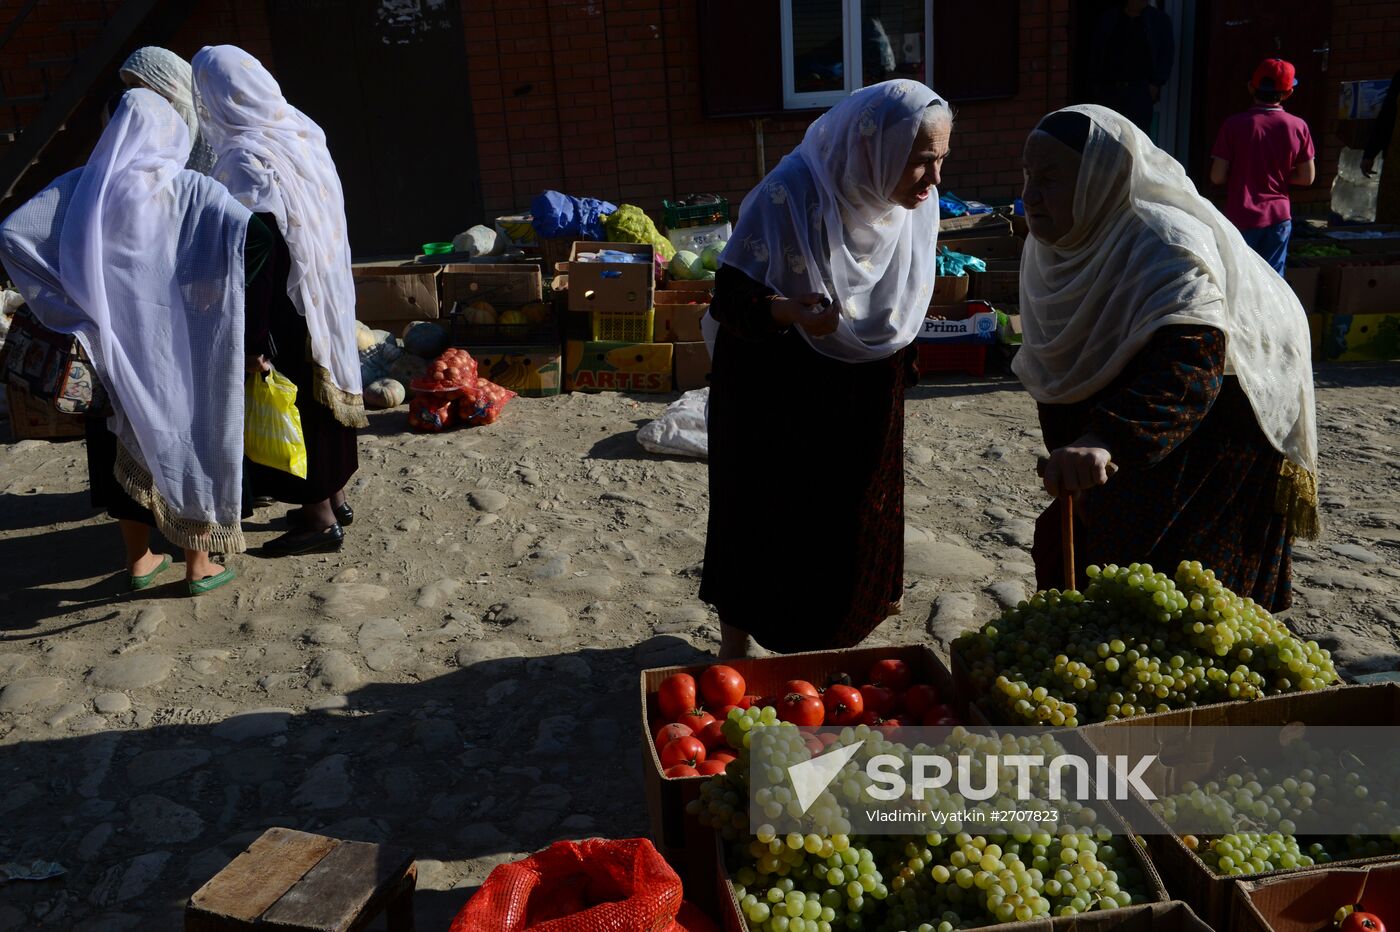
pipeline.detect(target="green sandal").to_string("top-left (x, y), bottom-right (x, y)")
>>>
top-left (129, 554), bottom-right (172, 591)
top-left (187, 567), bottom-right (236, 596)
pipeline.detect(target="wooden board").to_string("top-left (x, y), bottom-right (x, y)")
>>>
top-left (185, 827), bottom-right (338, 928)
top-left (259, 839), bottom-right (415, 932)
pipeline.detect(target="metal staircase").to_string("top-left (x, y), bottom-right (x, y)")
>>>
top-left (0, 0), bottom-right (194, 215)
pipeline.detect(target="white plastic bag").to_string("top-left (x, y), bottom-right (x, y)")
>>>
top-left (638, 388), bottom-right (709, 458)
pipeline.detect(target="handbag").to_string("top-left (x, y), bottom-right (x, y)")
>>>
top-left (0, 306), bottom-right (93, 414)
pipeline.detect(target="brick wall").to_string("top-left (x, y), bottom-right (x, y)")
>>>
top-left (466, 0), bottom-right (1075, 218)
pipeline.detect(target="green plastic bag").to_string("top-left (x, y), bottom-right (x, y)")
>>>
top-left (245, 369), bottom-right (307, 479)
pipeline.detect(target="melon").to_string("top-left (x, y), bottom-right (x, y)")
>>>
top-left (520, 302), bottom-right (551, 324)
top-left (461, 301), bottom-right (497, 325)
top-left (497, 309), bottom-right (528, 326)
top-left (401, 320), bottom-right (449, 358)
top-left (355, 321), bottom-right (377, 351)
top-left (372, 328), bottom-right (394, 345)
top-left (364, 378), bottom-right (406, 409)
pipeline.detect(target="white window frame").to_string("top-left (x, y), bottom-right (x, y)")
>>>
top-left (780, 0), bottom-right (935, 111)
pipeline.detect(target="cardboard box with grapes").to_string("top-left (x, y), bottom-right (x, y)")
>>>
top-left (950, 561), bottom-right (1346, 729)
top-left (1080, 682), bottom-right (1400, 931)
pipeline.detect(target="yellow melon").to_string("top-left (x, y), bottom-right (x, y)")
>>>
top-left (498, 309), bottom-right (529, 326)
top-left (462, 301), bottom-right (497, 325)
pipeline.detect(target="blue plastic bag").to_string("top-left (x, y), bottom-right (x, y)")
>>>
top-left (530, 191), bottom-right (618, 240)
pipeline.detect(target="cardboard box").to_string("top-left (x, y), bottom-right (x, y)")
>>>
top-left (654, 292), bottom-right (708, 343)
top-left (564, 340), bottom-right (673, 393)
top-left (933, 275), bottom-right (970, 304)
top-left (1322, 263), bottom-right (1400, 314)
top-left (351, 262), bottom-right (440, 322)
top-left (1322, 224), bottom-right (1400, 257)
top-left (967, 268), bottom-right (1021, 304)
top-left (1323, 312), bottom-right (1400, 360)
top-left (661, 280), bottom-right (716, 296)
top-left (1285, 265), bottom-right (1320, 313)
top-left (940, 212), bottom-right (1013, 238)
top-left (642, 645), bottom-right (958, 857)
top-left (1080, 684), bottom-right (1400, 930)
top-left (493, 212), bottom-right (536, 248)
top-left (5, 382), bottom-right (84, 440)
top-left (468, 344), bottom-right (562, 398)
top-left (562, 242), bottom-right (655, 313)
top-left (918, 309), bottom-right (999, 345)
top-left (1231, 863), bottom-right (1400, 932)
top-left (440, 263), bottom-right (542, 307)
top-left (1339, 78), bottom-right (1391, 120)
top-left (673, 342), bottom-right (710, 391)
top-left (1000, 313), bottom-right (1023, 346)
top-left (950, 235), bottom-right (1025, 261)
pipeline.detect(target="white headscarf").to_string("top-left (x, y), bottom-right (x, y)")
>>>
top-left (0, 89), bottom-right (251, 552)
top-left (718, 80), bottom-right (944, 363)
top-left (192, 45), bottom-right (366, 429)
top-left (119, 46), bottom-right (217, 174)
top-left (1013, 105), bottom-right (1319, 533)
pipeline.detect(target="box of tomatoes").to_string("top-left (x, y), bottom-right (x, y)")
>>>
top-left (640, 646), bottom-right (959, 883)
top-left (1232, 863), bottom-right (1400, 932)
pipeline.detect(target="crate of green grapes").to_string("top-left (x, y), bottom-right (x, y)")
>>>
top-left (1080, 682), bottom-right (1400, 930)
top-left (950, 560), bottom-right (1346, 729)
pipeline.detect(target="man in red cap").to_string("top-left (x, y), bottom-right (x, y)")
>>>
top-left (1209, 59), bottom-right (1316, 274)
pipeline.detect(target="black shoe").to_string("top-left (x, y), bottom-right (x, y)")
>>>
top-left (261, 524), bottom-right (345, 557)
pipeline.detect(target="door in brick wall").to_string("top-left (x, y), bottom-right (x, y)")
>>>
top-left (1192, 0), bottom-right (1333, 181)
top-left (267, 0), bottom-right (482, 257)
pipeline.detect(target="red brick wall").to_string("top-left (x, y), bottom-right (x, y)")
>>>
top-left (466, 0), bottom-right (1075, 218)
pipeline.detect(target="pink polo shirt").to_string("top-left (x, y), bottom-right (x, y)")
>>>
top-left (1212, 106), bottom-right (1315, 230)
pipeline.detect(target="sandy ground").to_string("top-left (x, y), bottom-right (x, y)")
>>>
top-left (0, 362), bottom-right (1397, 930)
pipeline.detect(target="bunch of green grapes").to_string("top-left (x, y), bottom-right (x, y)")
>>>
top-left (954, 561), bottom-right (1339, 726)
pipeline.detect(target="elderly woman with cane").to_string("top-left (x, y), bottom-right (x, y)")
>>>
top-left (700, 80), bottom-right (953, 658)
top-left (1016, 106), bottom-right (1319, 609)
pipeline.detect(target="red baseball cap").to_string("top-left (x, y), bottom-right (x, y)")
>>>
top-left (1251, 58), bottom-right (1298, 94)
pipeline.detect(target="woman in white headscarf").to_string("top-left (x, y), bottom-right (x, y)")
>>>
top-left (700, 80), bottom-right (952, 658)
top-left (117, 46), bottom-right (217, 174)
top-left (1016, 106), bottom-right (1318, 609)
top-left (193, 45), bottom-right (366, 558)
top-left (0, 89), bottom-right (275, 595)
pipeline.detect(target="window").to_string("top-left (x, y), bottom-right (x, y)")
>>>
top-left (781, 0), bottom-right (933, 110)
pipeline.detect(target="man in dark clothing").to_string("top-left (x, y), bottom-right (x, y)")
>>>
top-left (1362, 70), bottom-right (1400, 224)
top-left (1091, 0), bottom-right (1175, 134)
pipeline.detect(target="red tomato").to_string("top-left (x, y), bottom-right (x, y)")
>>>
top-left (875, 717), bottom-right (904, 740)
top-left (901, 684), bottom-right (941, 721)
top-left (1341, 913), bottom-right (1386, 932)
top-left (697, 760), bottom-right (729, 776)
top-left (817, 733), bottom-right (842, 748)
top-left (859, 684), bottom-right (898, 718)
top-left (657, 674), bottom-right (697, 722)
top-left (922, 704), bottom-right (960, 726)
top-left (695, 720), bottom-right (728, 752)
top-left (714, 704), bottom-right (740, 721)
top-left (857, 709), bottom-right (882, 727)
top-left (700, 665), bottom-right (746, 707)
top-left (660, 736), bottom-right (706, 768)
top-left (784, 679), bottom-right (820, 699)
top-left (823, 684), bottom-right (865, 726)
top-left (869, 658), bottom-right (913, 692)
top-left (777, 692), bottom-right (825, 727)
top-left (736, 694), bottom-right (761, 710)
top-left (664, 764), bottom-right (700, 778)
top-left (710, 750), bottom-right (738, 765)
top-left (654, 722), bottom-right (692, 752)
top-left (677, 709), bottom-right (716, 732)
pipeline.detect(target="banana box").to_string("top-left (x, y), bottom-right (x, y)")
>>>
top-left (565, 340), bottom-right (673, 393)
top-left (468, 344), bottom-right (562, 397)
top-left (1323, 313), bottom-right (1400, 361)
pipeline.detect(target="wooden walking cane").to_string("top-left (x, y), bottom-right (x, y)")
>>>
top-left (1037, 456), bottom-right (1116, 592)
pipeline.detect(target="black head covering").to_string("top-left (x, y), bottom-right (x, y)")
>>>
top-left (1035, 111), bottom-right (1091, 153)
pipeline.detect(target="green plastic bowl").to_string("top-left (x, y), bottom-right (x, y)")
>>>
top-left (422, 242), bottom-right (453, 256)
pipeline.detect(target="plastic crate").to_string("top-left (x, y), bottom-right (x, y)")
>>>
top-left (662, 196), bottom-right (730, 230)
top-left (448, 309), bottom-right (557, 347)
top-left (590, 308), bottom-right (654, 343)
top-left (917, 343), bottom-right (987, 377)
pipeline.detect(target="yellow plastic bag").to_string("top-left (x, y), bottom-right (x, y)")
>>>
top-left (245, 369), bottom-right (307, 479)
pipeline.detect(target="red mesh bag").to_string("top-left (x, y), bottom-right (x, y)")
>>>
top-left (449, 838), bottom-right (687, 932)
top-left (407, 392), bottom-right (455, 432)
top-left (456, 377), bottom-right (516, 426)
